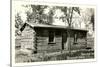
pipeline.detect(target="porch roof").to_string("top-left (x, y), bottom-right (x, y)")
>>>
top-left (25, 22), bottom-right (88, 32)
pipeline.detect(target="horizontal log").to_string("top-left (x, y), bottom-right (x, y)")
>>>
top-left (36, 37), bottom-right (48, 39)
top-left (37, 49), bottom-right (62, 52)
top-left (21, 37), bottom-right (34, 39)
top-left (55, 39), bottom-right (62, 41)
top-left (37, 44), bottom-right (47, 46)
top-left (37, 39), bottom-right (47, 41)
top-left (48, 43), bottom-right (61, 46)
top-left (37, 48), bottom-right (62, 52)
top-left (47, 46), bottom-right (61, 50)
top-left (37, 46), bottom-right (47, 50)
top-left (21, 39), bottom-right (33, 41)
top-left (21, 42), bottom-right (33, 45)
top-left (55, 40), bottom-right (62, 42)
top-left (54, 42), bottom-right (62, 44)
top-left (21, 40), bottom-right (34, 42)
top-left (37, 43), bottom-right (47, 46)
top-left (36, 41), bottom-right (48, 44)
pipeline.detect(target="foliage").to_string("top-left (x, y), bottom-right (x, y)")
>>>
top-left (90, 13), bottom-right (94, 31)
top-left (56, 6), bottom-right (80, 27)
top-left (15, 13), bottom-right (23, 29)
top-left (26, 5), bottom-right (54, 25)
top-left (81, 8), bottom-right (94, 31)
top-left (15, 13), bottom-right (24, 36)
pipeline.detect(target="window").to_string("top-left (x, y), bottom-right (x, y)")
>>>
top-left (48, 31), bottom-right (55, 43)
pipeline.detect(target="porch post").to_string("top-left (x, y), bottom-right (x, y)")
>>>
top-left (85, 32), bottom-right (88, 47)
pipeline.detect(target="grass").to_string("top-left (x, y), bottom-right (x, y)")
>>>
top-left (42, 49), bottom-right (94, 61)
top-left (15, 49), bottom-right (94, 63)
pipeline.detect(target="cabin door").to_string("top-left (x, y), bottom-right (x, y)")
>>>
top-left (62, 32), bottom-right (67, 50)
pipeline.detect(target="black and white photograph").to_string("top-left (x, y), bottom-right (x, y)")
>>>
top-left (11, 0), bottom-right (96, 66)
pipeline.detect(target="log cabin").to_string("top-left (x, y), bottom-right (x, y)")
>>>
top-left (16, 22), bottom-right (88, 54)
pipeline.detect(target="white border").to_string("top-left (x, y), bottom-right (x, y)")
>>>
top-left (11, 0), bottom-right (97, 67)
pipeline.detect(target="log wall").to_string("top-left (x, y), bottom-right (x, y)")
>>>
top-left (21, 25), bottom-right (35, 50)
top-left (19, 25), bottom-right (88, 54)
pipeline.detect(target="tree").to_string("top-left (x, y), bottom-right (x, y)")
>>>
top-left (25, 5), bottom-right (53, 25)
top-left (80, 8), bottom-right (94, 38)
top-left (15, 13), bottom-right (23, 29)
top-left (15, 13), bottom-right (24, 36)
top-left (56, 6), bottom-right (80, 51)
top-left (59, 7), bottom-right (80, 27)
top-left (47, 7), bottom-right (55, 24)
top-left (25, 5), bottom-right (56, 25)
top-left (90, 12), bottom-right (94, 31)
top-left (62, 7), bottom-right (80, 53)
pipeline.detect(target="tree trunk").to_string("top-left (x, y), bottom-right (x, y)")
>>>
top-left (65, 30), bottom-right (71, 51)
